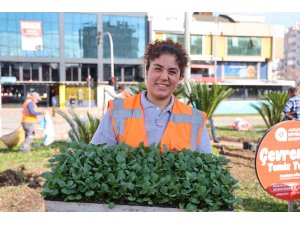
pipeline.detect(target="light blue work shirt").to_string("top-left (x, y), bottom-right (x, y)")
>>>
top-left (90, 91), bottom-right (212, 153)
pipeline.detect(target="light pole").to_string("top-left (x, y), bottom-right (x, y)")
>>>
top-left (97, 31), bottom-right (114, 86)
top-left (184, 12), bottom-right (191, 93)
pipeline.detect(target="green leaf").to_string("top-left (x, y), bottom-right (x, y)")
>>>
top-left (94, 172), bottom-right (103, 180)
top-left (186, 203), bottom-right (198, 212)
top-left (85, 190), bottom-right (95, 197)
top-left (116, 151), bottom-right (126, 162)
top-left (179, 203), bottom-right (185, 209)
top-left (108, 202), bottom-right (115, 209)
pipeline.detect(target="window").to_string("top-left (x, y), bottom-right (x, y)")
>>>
top-left (102, 15), bottom-right (147, 59)
top-left (0, 12), bottom-right (59, 57)
top-left (227, 37), bottom-right (261, 56)
top-left (64, 13), bottom-right (97, 58)
top-left (165, 33), bottom-right (203, 55)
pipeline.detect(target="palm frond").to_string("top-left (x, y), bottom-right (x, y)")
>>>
top-left (251, 91), bottom-right (288, 128)
top-left (57, 109), bottom-right (101, 144)
top-left (185, 82), bottom-right (234, 119)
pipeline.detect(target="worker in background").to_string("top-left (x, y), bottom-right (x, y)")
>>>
top-left (283, 87), bottom-right (300, 120)
top-left (91, 39), bottom-right (212, 154)
top-left (117, 84), bottom-right (132, 98)
top-left (20, 92), bottom-right (46, 152)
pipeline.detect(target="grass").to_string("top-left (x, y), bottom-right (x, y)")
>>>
top-left (0, 139), bottom-right (59, 173)
top-left (214, 125), bottom-right (267, 140)
top-left (235, 180), bottom-right (300, 212)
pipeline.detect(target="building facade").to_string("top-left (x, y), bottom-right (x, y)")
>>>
top-left (282, 23), bottom-right (300, 84)
top-left (0, 12), bottom-right (148, 107)
top-left (0, 12), bottom-right (290, 111)
top-left (150, 12), bottom-right (285, 84)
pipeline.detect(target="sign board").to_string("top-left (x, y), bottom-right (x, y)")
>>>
top-left (255, 121), bottom-right (300, 201)
top-left (20, 20), bottom-right (43, 51)
top-left (1, 76), bottom-right (17, 83)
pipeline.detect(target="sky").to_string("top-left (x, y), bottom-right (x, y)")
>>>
top-left (215, 12), bottom-right (300, 29)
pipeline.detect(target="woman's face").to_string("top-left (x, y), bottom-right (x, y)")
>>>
top-left (146, 54), bottom-right (181, 104)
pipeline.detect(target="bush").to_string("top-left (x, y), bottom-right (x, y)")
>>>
top-left (56, 109), bottom-right (100, 144)
top-left (42, 142), bottom-right (239, 211)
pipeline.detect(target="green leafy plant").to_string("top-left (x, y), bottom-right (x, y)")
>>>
top-left (185, 82), bottom-right (234, 120)
top-left (56, 109), bottom-right (100, 144)
top-left (129, 82), bottom-right (146, 95)
top-left (250, 91), bottom-right (288, 128)
top-left (42, 142), bottom-right (239, 211)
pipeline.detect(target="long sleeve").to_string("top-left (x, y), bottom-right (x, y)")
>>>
top-left (90, 110), bottom-right (117, 147)
top-left (197, 125), bottom-right (212, 154)
top-left (27, 102), bottom-right (42, 115)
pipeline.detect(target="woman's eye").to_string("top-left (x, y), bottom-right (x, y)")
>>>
top-left (169, 70), bottom-right (177, 75)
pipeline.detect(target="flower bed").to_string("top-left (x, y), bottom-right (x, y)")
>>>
top-left (42, 142), bottom-right (239, 212)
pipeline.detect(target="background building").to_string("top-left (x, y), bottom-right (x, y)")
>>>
top-left (149, 12), bottom-right (294, 114)
top-left (0, 12), bottom-right (295, 111)
top-left (281, 23), bottom-right (300, 85)
top-left (0, 12), bottom-right (148, 108)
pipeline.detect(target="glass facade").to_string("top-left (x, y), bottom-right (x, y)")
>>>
top-left (64, 13), bottom-right (98, 58)
top-left (0, 12), bottom-right (59, 57)
top-left (227, 37), bottom-right (262, 56)
top-left (102, 15), bottom-right (147, 59)
top-left (165, 33), bottom-right (203, 55)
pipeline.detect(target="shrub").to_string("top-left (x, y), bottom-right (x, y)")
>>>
top-left (251, 91), bottom-right (289, 128)
top-left (56, 109), bottom-right (100, 144)
top-left (42, 142), bottom-right (239, 211)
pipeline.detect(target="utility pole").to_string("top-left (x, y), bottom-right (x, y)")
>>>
top-left (96, 31), bottom-right (115, 87)
top-left (184, 12), bottom-right (191, 92)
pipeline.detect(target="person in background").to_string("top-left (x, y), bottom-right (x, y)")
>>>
top-left (77, 89), bottom-right (84, 106)
top-left (104, 78), bottom-right (124, 99)
top-left (21, 92), bottom-right (46, 152)
top-left (51, 94), bottom-right (58, 117)
top-left (69, 95), bottom-right (76, 109)
top-left (91, 39), bottom-right (212, 154)
top-left (283, 87), bottom-right (300, 120)
top-left (117, 84), bottom-right (132, 98)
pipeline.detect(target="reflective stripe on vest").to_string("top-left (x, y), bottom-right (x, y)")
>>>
top-left (111, 98), bottom-right (142, 141)
top-left (109, 93), bottom-right (205, 151)
top-left (168, 107), bottom-right (204, 150)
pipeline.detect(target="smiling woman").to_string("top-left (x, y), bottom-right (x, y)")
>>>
top-left (91, 39), bottom-right (212, 154)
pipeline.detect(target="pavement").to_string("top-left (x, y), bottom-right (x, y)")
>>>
top-left (0, 107), bottom-right (265, 148)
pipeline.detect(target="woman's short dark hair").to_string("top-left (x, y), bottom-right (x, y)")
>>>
top-left (144, 39), bottom-right (189, 80)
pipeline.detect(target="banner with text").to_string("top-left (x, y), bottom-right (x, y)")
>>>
top-left (20, 20), bottom-right (43, 51)
top-left (256, 121), bottom-right (300, 201)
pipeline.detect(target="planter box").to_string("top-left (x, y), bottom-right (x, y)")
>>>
top-left (45, 200), bottom-right (186, 212)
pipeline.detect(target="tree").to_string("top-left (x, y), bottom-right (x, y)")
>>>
top-left (56, 109), bottom-right (100, 144)
top-left (185, 82), bottom-right (234, 120)
top-left (251, 91), bottom-right (289, 129)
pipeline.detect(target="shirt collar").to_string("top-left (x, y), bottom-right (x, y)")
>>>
top-left (141, 90), bottom-right (174, 112)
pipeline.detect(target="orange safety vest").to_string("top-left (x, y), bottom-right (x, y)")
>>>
top-left (108, 93), bottom-right (207, 151)
top-left (21, 98), bottom-right (38, 123)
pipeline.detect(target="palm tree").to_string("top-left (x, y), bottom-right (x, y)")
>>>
top-left (56, 109), bottom-right (100, 144)
top-left (184, 82), bottom-right (234, 142)
top-left (185, 82), bottom-right (234, 120)
top-left (251, 91), bottom-right (288, 128)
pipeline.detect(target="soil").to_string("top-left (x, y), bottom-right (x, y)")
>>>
top-left (0, 146), bottom-right (256, 212)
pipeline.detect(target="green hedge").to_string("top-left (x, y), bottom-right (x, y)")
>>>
top-left (42, 142), bottom-right (239, 211)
